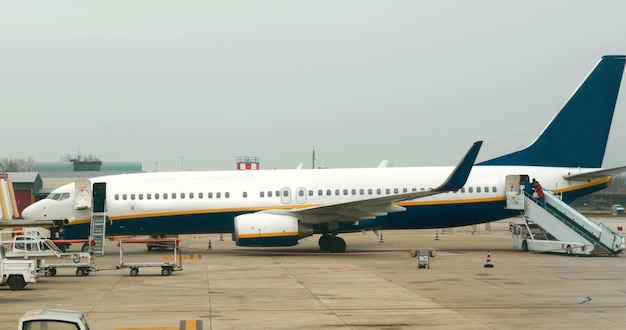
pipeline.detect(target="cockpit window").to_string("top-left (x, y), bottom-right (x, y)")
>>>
top-left (46, 192), bottom-right (71, 201)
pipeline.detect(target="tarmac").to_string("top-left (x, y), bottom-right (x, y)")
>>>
top-left (1, 217), bottom-right (626, 329)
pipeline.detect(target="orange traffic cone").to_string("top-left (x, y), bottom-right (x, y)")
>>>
top-left (484, 251), bottom-right (494, 268)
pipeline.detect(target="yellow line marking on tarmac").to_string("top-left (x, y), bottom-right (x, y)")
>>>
top-left (180, 320), bottom-right (202, 330)
top-left (161, 255), bottom-right (201, 260)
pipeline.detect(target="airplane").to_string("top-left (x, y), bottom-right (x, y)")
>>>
top-left (21, 55), bottom-right (626, 253)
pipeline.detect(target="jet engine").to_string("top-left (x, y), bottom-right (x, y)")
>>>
top-left (233, 213), bottom-right (313, 247)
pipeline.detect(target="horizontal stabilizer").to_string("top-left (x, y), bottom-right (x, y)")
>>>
top-left (563, 166), bottom-right (626, 181)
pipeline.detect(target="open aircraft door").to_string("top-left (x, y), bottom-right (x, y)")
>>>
top-left (505, 174), bottom-right (526, 210)
top-left (74, 179), bottom-right (92, 210)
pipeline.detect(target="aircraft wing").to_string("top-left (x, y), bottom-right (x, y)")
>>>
top-left (265, 141), bottom-right (482, 225)
top-left (563, 165), bottom-right (626, 181)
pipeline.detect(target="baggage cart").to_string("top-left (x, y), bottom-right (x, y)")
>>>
top-left (117, 238), bottom-right (182, 276)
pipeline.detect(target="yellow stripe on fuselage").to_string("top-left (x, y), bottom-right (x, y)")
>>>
top-left (238, 231), bottom-right (298, 239)
top-left (71, 179), bottom-right (609, 225)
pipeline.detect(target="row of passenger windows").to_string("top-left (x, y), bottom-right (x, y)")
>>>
top-left (115, 191), bottom-right (231, 201)
top-left (114, 186), bottom-right (497, 201)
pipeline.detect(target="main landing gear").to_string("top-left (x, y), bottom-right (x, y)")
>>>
top-left (318, 234), bottom-right (346, 253)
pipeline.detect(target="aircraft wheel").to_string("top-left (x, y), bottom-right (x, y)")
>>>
top-left (328, 236), bottom-right (346, 253)
top-left (318, 235), bottom-right (331, 251)
top-left (522, 240), bottom-right (528, 252)
top-left (44, 268), bottom-right (55, 277)
top-left (566, 245), bottom-right (573, 255)
top-left (76, 268), bottom-right (85, 276)
top-left (81, 243), bottom-right (90, 252)
top-left (161, 267), bottom-right (172, 276)
top-left (130, 268), bottom-right (139, 276)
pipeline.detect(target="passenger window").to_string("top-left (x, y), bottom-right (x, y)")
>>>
top-left (335, 189), bottom-right (340, 195)
top-left (308, 190), bottom-right (313, 196)
top-left (298, 190), bottom-right (304, 197)
top-left (190, 192), bottom-right (194, 199)
top-left (147, 193), bottom-right (152, 200)
top-left (352, 189), bottom-right (356, 195)
top-left (461, 188), bottom-right (465, 193)
top-left (318, 189), bottom-right (323, 196)
top-left (326, 190), bottom-right (331, 196)
top-left (386, 188), bottom-right (390, 194)
top-left (260, 191), bottom-right (265, 198)
top-left (477, 187), bottom-right (481, 193)
top-left (139, 194), bottom-right (143, 200)
top-left (493, 186), bottom-right (497, 193)
top-left (268, 191), bottom-right (272, 198)
top-left (360, 189), bottom-right (364, 195)
top-left (155, 193), bottom-right (160, 200)
top-left (403, 188), bottom-right (408, 193)
top-left (243, 192), bottom-right (248, 198)
top-left (163, 193), bottom-right (168, 200)
top-left (199, 192), bottom-right (203, 198)
top-left (216, 192), bottom-right (221, 198)
top-left (123, 194), bottom-right (127, 200)
top-left (225, 192), bottom-right (230, 198)
top-left (377, 189), bottom-right (382, 195)
top-left (115, 194), bottom-right (119, 200)
top-left (343, 189), bottom-right (348, 195)
top-left (394, 188), bottom-right (399, 194)
top-left (468, 187), bottom-right (473, 193)
top-left (208, 192), bottom-right (213, 198)
top-left (181, 193), bottom-right (185, 199)
top-left (368, 189), bottom-right (373, 195)
top-left (485, 187), bottom-right (489, 193)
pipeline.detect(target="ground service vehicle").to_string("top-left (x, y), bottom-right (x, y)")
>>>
top-left (18, 309), bottom-right (90, 330)
top-left (0, 246), bottom-right (38, 291)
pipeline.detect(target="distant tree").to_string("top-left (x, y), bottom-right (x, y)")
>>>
top-left (60, 153), bottom-right (101, 163)
top-left (0, 157), bottom-right (34, 172)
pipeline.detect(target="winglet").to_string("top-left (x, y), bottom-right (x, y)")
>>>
top-left (434, 141), bottom-right (482, 191)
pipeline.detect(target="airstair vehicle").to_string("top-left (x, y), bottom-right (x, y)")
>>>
top-left (506, 175), bottom-right (625, 256)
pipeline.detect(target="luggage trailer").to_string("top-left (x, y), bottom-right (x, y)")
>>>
top-left (116, 238), bottom-right (183, 276)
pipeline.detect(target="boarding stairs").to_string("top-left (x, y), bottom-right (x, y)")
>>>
top-left (507, 189), bottom-right (625, 255)
top-left (90, 212), bottom-right (106, 256)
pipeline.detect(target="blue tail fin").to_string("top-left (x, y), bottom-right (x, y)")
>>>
top-left (479, 55), bottom-right (626, 168)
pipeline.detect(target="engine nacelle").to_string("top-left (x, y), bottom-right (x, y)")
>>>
top-left (233, 213), bottom-right (312, 247)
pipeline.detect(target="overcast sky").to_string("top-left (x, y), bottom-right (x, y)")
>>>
top-left (2, 1), bottom-right (626, 172)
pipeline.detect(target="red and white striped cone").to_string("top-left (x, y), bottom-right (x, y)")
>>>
top-left (484, 250), bottom-right (494, 268)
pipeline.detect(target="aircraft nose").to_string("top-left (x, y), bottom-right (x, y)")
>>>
top-left (21, 203), bottom-right (40, 220)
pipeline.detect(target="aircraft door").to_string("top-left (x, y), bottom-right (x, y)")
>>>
top-left (505, 175), bottom-right (525, 210)
top-left (92, 182), bottom-right (106, 213)
top-left (295, 187), bottom-right (307, 204)
top-left (74, 179), bottom-right (92, 210)
top-left (280, 187), bottom-right (292, 204)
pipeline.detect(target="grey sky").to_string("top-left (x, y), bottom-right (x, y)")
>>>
top-left (3, 1), bottom-right (626, 172)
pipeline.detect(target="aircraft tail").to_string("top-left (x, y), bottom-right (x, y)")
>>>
top-left (478, 55), bottom-right (626, 168)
